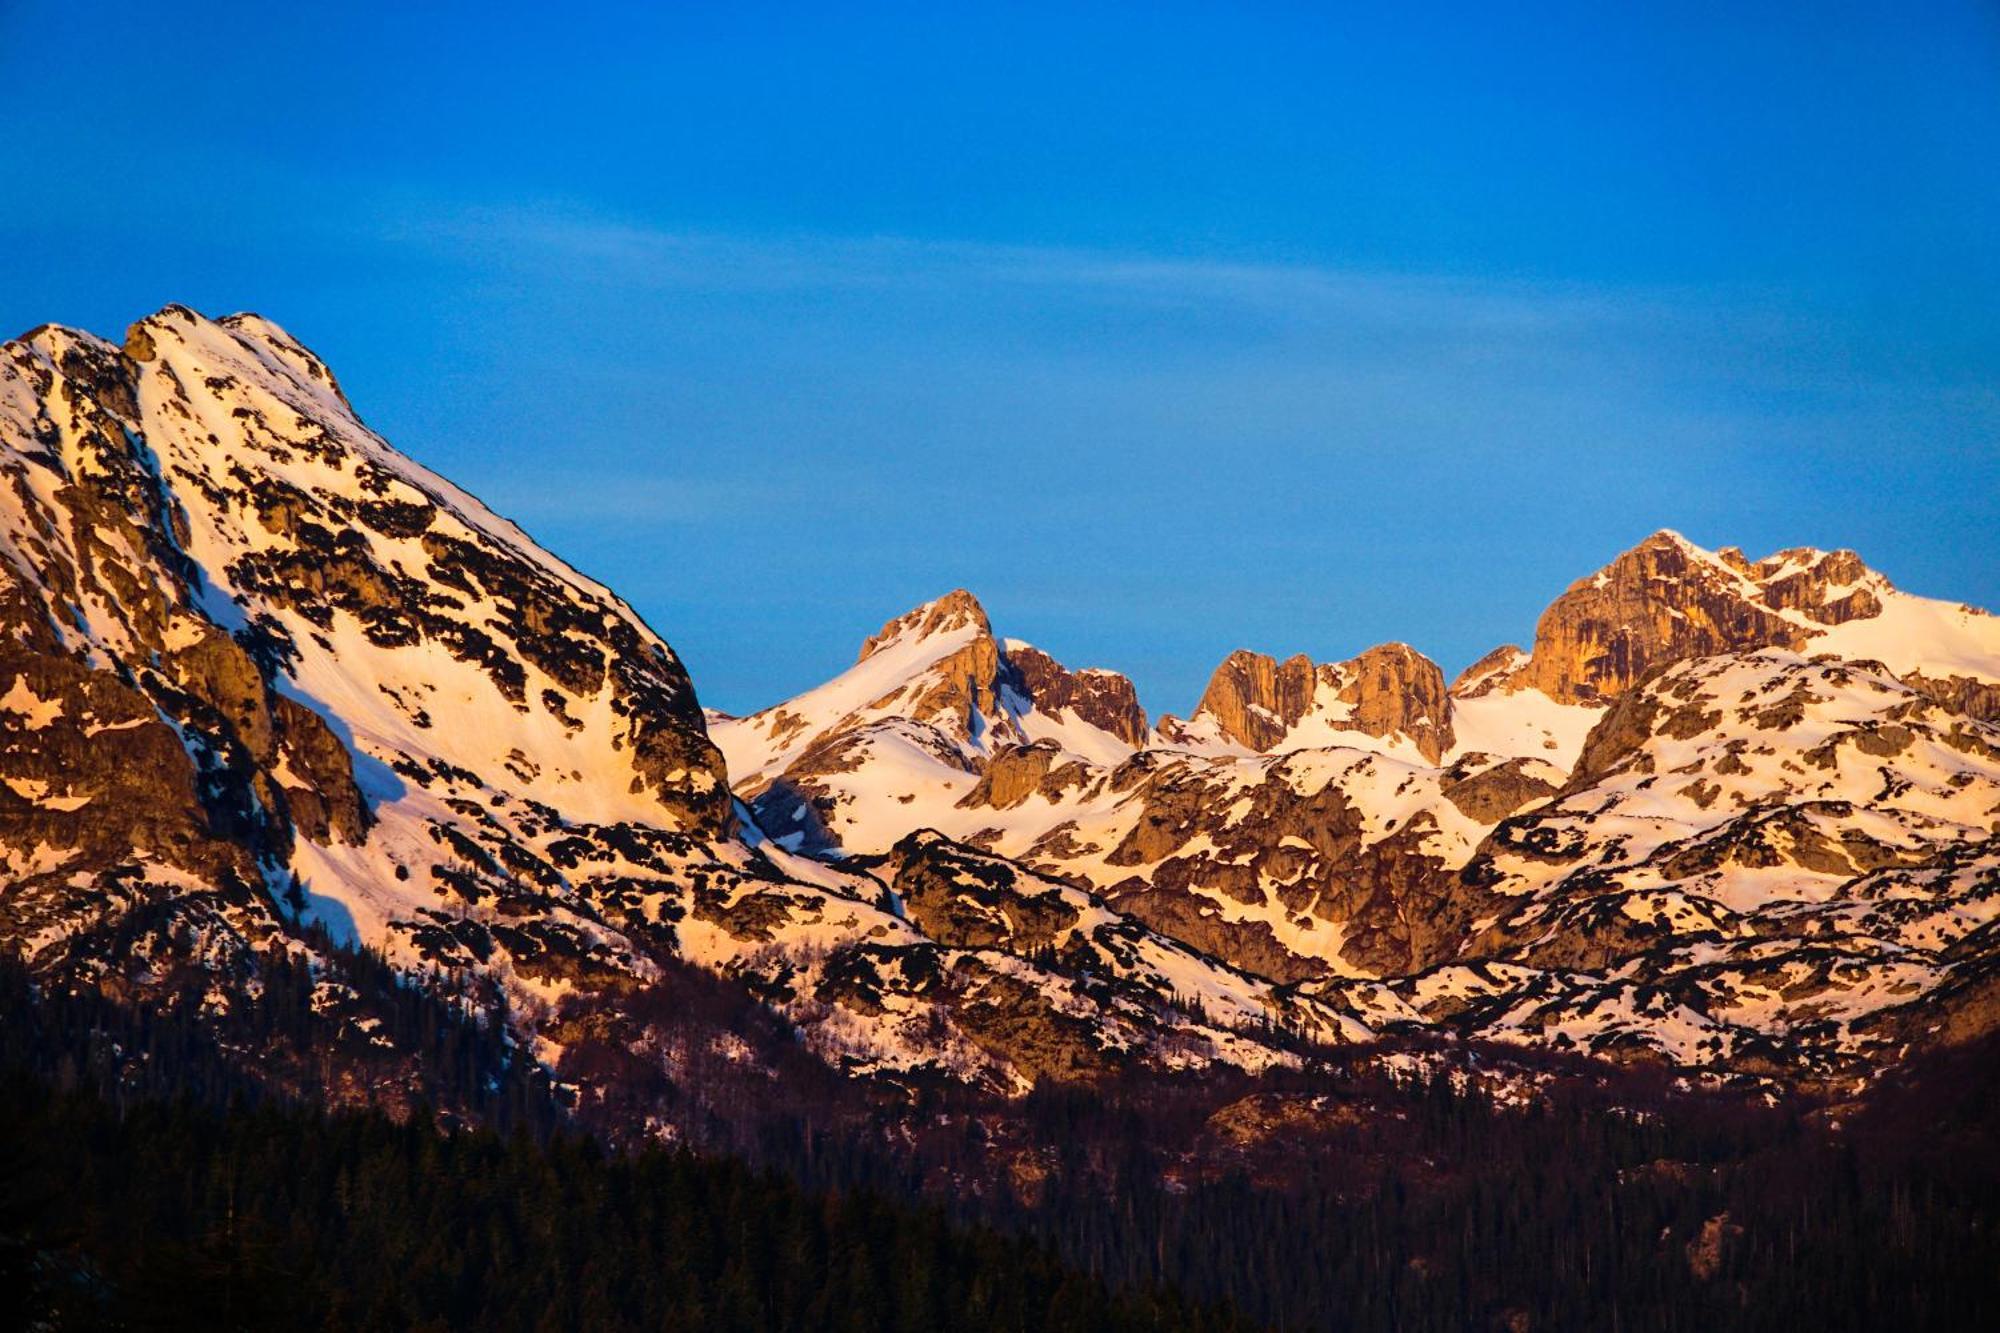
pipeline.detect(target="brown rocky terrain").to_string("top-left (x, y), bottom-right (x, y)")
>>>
top-left (1520, 532), bottom-right (1861, 703)
top-left (1003, 642), bottom-right (1149, 747)
top-left (1167, 641), bottom-right (1455, 762)
top-left (1466, 530), bottom-right (1991, 719)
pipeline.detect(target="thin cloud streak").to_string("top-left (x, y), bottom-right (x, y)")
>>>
top-left (391, 201), bottom-right (1639, 332)
top-left (391, 201), bottom-right (1929, 399)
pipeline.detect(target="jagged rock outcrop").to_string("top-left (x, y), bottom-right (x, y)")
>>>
top-left (1469, 531), bottom-right (1993, 717)
top-left (1186, 650), bottom-right (1322, 751)
top-left (1002, 643), bottom-right (1148, 747)
top-left (1903, 670), bottom-right (2000, 725)
top-left (956, 740), bottom-right (1094, 811)
top-left (1514, 532), bottom-right (1841, 703)
top-left (1341, 643), bottom-right (1456, 761)
top-left (1173, 642), bottom-right (1455, 762)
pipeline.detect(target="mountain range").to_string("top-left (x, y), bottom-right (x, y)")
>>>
top-left (5, 304), bottom-right (1998, 1124)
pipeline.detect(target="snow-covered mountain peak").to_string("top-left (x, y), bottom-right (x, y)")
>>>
top-left (856, 587), bottom-right (993, 663)
top-left (105, 306), bottom-right (357, 451)
top-left (710, 589), bottom-right (1154, 835)
top-left (709, 590), bottom-right (1012, 798)
top-left (2, 304), bottom-right (753, 981)
top-left (1458, 529), bottom-right (1996, 720)
top-left (5, 307), bottom-right (1357, 1098)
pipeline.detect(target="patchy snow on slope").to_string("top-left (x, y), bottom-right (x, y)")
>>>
top-left (1448, 686), bottom-right (1601, 768)
top-left (712, 613), bottom-right (988, 789)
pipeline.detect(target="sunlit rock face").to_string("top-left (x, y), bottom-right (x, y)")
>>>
top-left (1486, 529), bottom-right (1988, 712)
top-left (0, 307), bottom-right (765, 1012)
top-left (1163, 641), bottom-right (1455, 763)
top-left (1004, 643), bottom-right (1149, 749)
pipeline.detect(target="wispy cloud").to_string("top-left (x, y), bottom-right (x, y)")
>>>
top-left (389, 198), bottom-right (1948, 424)
top-left (386, 200), bottom-right (1639, 337)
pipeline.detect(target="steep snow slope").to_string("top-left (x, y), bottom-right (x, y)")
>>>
top-left (1444, 646), bottom-right (1604, 766)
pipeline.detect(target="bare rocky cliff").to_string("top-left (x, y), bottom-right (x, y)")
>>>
top-left (1176, 642), bottom-right (1455, 762)
top-left (1503, 531), bottom-right (1888, 704)
top-left (1002, 643), bottom-right (1149, 747)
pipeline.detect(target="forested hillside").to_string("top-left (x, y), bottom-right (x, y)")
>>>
top-left (3, 960), bottom-right (1994, 1331)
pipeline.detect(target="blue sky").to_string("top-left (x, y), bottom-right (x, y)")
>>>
top-left (2, 2), bottom-right (1995, 715)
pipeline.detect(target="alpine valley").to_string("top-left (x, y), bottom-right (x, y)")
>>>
top-left (4, 307), bottom-right (1998, 1330)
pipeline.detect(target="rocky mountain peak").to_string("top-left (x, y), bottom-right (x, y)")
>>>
top-left (12, 302), bottom-right (2000, 1121)
top-left (846, 590), bottom-right (1009, 746)
top-left (1497, 530), bottom-right (1893, 706)
top-left (1001, 643), bottom-right (1149, 748)
top-left (713, 594), bottom-right (1159, 831)
top-left (1184, 642), bottom-right (1455, 762)
top-left (711, 589), bottom-right (1012, 799)
top-left (3, 305), bottom-right (735, 860)
top-left (1190, 650), bottom-right (1321, 751)
top-left (857, 588), bottom-right (994, 663)
top-left (1340, 643), bottom-right (1455, 763)
top-left (1449, 644), bottom-right (1529, 700)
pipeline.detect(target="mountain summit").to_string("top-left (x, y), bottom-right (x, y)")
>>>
top-left (1474, 528), bottom-right (1998, 711)
top-left (709, 589), bottom-right (1151, 849)
top-left (1159, 641), bottom-right (1456, 762)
